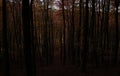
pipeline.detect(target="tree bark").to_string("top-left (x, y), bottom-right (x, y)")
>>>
top-left (22, 0), bottom-right (35, 76)
top-left (2, 0), bottom-right (10, 76)
top-left (82, 0), bottom-right (89, 71)
top-left (113, 0), bottom-right (119, 66)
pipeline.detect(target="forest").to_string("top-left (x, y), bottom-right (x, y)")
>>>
top-left (0, 0), bottom-right (120, 76)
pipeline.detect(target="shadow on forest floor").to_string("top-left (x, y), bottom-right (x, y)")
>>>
top-left (0, 65), bottom-right (120, 76)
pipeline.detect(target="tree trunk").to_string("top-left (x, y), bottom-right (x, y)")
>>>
top-left (2, 0), bottom-right (10, 76)
top-left (22, 0), bottom-right (35, 76)
top-left (113, 0), bottom-right (119, 66)
top-left (62, 0), bottom-right (66, 65)
top-left (82, 0), bottom-right (89, 71)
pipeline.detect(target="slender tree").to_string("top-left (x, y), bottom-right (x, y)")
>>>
top-left (113, 0), bottom-right (119, 66)
top-left (30, 0), bottom-right (36, 74)
top-left (70, 0), bottom-right (75, 65)
top-left (43, 0), bottom-right (49, 65)
top-left (2, 0), bottom-right (10, 76)
top-left (100, 0), bottom-right (105, 65)
top-left (76, 0), bottom-right (82, 66)
top-left (61, 0), bottom-right (66, 65)
top-left (82, 0), bottom-right (89, 71)
top-left (22, 0), bottom-right (35, 76)
top-left (104, 0), bottom-right (110, 66)
top-left (91, 0), bottom-right (99, 67)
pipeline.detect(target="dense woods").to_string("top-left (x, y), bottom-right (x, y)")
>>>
top-left (0, 0), bottom-right (120, 76)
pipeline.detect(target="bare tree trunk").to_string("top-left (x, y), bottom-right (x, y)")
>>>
top-left (90, 0), bottom-right (96, 67)
top-left (70, 0), bottom-right (75, 65)
top-left (49, 10), bottom-right (54, 64)
top-left (104, 0), bottom-right (110, 66)
top-left (2, 0), bottom-right (10, 76)
top-left (42, 0), bottom-right (49, 65)
top-left (77, 0), bottom-right (82, 66)
top-left (22, 0), bottom-right (35, 76)
top-left (113, 0), bottom-right (119, 66)
top-left (82, 0), bottom-right (89, 71)
top-left (61, 0), bottom-right (66, 65)
top-left (30, 0), bottom-right (36, 75)
top-left (100, 0), bottom-right (105, 66)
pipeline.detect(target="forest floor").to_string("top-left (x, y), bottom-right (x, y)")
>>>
top-left (36, 66), bottom-right (120, 76)
top-left (0, 65), bottom-right (120, 76)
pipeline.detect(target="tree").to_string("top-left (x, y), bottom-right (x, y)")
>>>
top-left (61, 0), bottom-right (66, 65)
top-left (2, 0), bottom-right (10, 76)
top-left (22, 0), bottom-right (36, 76)
top-left (113, 0), bottom-right (119, 66)
top-left (76, 0), bottom-right (82, 67)
top-left (70, 0), bottom-right (75, 65)
top-left (90, 0), bottom-right (99, 67)
top-left (82, 0), bottom-right (89, 71)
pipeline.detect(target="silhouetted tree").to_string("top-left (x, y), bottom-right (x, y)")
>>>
top-left (82, 0), bottom-right (89, 71)
top-left (113, 0), bottom-right (119, 66)
top-left (90, 0), bottom-right (98, 67)
top-left (70, 0), bottom-right (75, 65)
top-left (61, 0), bottom-right (66, 65)
top-left (76, 0), bottom-right (82, 66)
top-left (22, 0), bottom-right (35, 76)
top-left (2, 0), bottom-right (10, 76)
